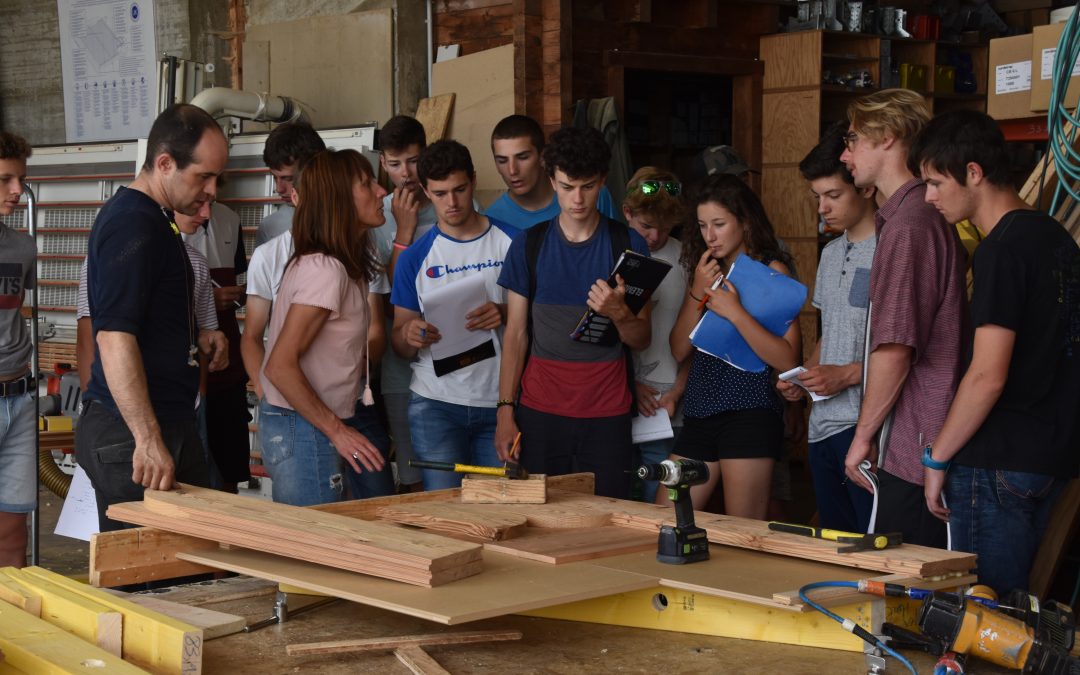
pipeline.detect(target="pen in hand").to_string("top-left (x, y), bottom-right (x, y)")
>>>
top-left (697, 274), bottom-right (725, 312)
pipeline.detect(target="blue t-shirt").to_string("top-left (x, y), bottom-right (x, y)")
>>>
top-left (86, 187), bottom-right (199, 422)
top-left (484, 186), bottom-right (621, 230)
top-left (497, 217), bottom-right (650, 418)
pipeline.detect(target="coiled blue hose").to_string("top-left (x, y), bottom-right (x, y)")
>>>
top-left (1048, 5), bottom-right (1080, 214)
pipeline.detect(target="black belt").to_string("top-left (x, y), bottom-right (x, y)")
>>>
top-left (0, 374), bottom-right (34, 397)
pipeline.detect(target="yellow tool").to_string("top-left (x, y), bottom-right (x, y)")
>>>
top-left (767, 522), bottom-right (902, 552)
top-left (409, 460), bottom-right (528, 480)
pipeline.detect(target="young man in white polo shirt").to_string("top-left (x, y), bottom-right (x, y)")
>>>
top-left (390, 140), bottom-right (516, 490)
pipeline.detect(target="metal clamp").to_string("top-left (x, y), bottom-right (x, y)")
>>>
top-left (243, 590), bottom-right (340, 632)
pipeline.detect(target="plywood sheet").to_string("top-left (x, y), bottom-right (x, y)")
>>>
top-left (432, 45), bottom-right (514, 194)
top-left (177, 548), bottom-right (657, 625)
top-left (245, 10), bottom-right (393, 129)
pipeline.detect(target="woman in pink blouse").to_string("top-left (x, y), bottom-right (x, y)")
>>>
top-left (258, 149), bottom-right (388, 505)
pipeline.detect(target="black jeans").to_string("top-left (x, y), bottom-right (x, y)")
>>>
top-left (876, 468), bottom-right (947, 549)
top-left (75, 400), bottom-right (209, 532)
top-left (516, 405), bottom-right (633, 499)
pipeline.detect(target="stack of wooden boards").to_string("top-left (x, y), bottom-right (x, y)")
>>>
top-left (0, 566), bottom-right (202, 674)
top-left (107, 485), bottom-right (484, 587)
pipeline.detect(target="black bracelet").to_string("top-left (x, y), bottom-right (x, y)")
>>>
top-left (689, 291), bottom-right (703, 302)
top-left (496, 399), bottom-right (516, 409)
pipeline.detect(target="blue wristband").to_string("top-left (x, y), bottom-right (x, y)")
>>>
top-left (921, 446), bottom-right (951, 471)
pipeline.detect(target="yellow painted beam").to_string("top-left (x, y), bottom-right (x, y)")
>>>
top-left (0, 599), bottom-right (148, 674)
top-left (0, 573), bottom-right (40, 617)
top-left (522, 586), bottom-right (924, 653)
top-left (18, 567), bottom-right (203, 675)
top-left (0, 568), bottom-right (121, 657)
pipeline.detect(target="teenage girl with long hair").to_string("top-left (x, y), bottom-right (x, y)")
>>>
top-left (258, 149), bottom-right (388, 506)
top-left (662, 174), bottom-right (801, 519)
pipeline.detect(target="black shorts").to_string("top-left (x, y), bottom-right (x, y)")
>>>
top-left (677, 408), bottom-right (783, 462)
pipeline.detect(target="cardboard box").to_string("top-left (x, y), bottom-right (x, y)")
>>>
top-left (1031, 22), bottom-right (1080, 112)
top-left (988, 34), bottom-right (1035, 120)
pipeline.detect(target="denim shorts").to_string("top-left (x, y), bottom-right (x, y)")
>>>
top-left (0, 392), bottom-right (37, 512)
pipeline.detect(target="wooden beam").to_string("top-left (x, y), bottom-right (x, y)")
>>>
top-left (18, 567), bottom-right (203, 675)
top-left (460, 474), bottom-right (547, 503)
top-left (0, 599), bottom-right (147, 675)
top-left (90, 527), bottom-right (219, 588)
top-left (0, 568), bottom-right (122, 657)
top-left (101, 589), bottom-right (247, 641)
top-left (286, 629), bottom-right (523, 656)
top-left (0, 574), bottom-right (40, 617)
top-left (374, 503), bottom-right (528, 542)
top-left (395, 646), bottom-right (451, 675)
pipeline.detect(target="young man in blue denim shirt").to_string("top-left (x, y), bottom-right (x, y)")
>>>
top-left (913, 110), bottom-right (1080, 594)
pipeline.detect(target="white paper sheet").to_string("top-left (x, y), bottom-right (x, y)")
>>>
top-left (779, 366), bottom-right (837, 402)
top-left (421, 273), bottom-right (493, 362)
top-left (54, 465), bottom-right (100, 542)
top-left (632, 406), bottom-right (674, 444)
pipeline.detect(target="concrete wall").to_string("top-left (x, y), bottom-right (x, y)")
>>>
top-left (0, 0), bottom-right (426, 145)
top-left (0, 0), bottom-right (239, 145)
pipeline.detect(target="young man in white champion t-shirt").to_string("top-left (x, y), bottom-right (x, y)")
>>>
top-left (390, 140), bottom-right (517, 490)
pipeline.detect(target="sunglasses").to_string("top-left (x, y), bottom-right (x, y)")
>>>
top-left (637, 180), bottom-right (682, 197)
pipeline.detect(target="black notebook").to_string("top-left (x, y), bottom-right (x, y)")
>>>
top-left (570, 250), bottom-right (673, 346)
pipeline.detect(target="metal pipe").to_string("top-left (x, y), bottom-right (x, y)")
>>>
top-left (190, 87), bottom-right (306, 124)
top-left (427, 0), bottom-right (434, 98)
top-left (24, 182), bottom-right (39, 567)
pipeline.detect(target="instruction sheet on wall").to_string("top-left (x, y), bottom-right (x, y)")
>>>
top-left (57, 0), bottom-right (157, 143)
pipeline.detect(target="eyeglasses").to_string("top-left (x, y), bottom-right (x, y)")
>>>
top-left (637, 180), bottom-right (682, 197)
top-left (842, 131), bottom-right (861, 150)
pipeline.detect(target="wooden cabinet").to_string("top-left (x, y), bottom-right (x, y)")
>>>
top-left (758, 29), bottom-right (986, 356)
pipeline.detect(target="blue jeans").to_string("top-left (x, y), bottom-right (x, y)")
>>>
top-left (258, 399), bottom-right (346, 506)
top-left (946, 465), bottom-right (1065, 595)
top-left (634, 431), bottom-right (679, 503)
top-left (344, 400), bottom-right (395, 499)
top-left (809, 427), bottom-right (874, 533)
top-left (407, 393), bottom-right (499, 490)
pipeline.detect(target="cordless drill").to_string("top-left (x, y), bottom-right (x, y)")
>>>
top-left (637, 459), bottom-right (710, 565)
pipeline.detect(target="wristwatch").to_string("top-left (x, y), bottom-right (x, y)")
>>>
top-left (921, 446), bottom-right (951, 471)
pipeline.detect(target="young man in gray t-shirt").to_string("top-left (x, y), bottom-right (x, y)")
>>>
top-left (0, 132), bottom-right (38, 567)
top-left (778, 125), bottom-right (877, 533)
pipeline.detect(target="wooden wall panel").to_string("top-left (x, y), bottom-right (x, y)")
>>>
top-left (434, 2), bottom-right (514, 56)
top-left (762, 166), bottom-right (818, 240)
top-left (761, 32), bottom-right (821, 90)
top-left (762, 91), bottom-right (821, 165)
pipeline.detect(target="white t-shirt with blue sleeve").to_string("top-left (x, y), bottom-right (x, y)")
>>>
top-left (390, 218), bottom-right (517, 407)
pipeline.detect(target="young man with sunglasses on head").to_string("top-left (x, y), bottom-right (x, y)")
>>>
top-left (912, 110), bottom-right (1079, 595)
top-left (487, 115), bottom-right (620, 230)
top-left (837, 89), bottom-right (967, 548)
top-left (622, 168), bottom-right (689, 503)
top-left (495, 127), bottom-right (651, 499)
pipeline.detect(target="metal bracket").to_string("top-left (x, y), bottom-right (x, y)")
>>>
top-left (243, 590), bottom-right (340, 632)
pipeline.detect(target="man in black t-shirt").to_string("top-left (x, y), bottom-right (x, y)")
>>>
top-left (910, 110), bottom-right (1080, 594)
top-left (77, 104), bottom-right (229, 532)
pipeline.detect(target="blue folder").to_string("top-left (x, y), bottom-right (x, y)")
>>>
top-left (689, 253), bottom-right (807, 372)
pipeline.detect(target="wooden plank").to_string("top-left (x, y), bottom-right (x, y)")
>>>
top-left (133, 485), bottom-right (484, 584)
top-left (375, 503), bottom-right (528, 542)
top-left (0, 568), bottom-right (122, 657)
top-left (18, 567), bottom-right (203, 675)
top-left (0, 599), bottom-right (147, 675)
top-left (482, 526), bottom-right (656, 564)
top-left (101, 589), bottom-right (246, 640)
top-left (286, 629), bottom-right (522, 656)
top-left (1030, 479), bottom-right (1080, 598)
top-left (176, 548), bottom-right (658, 625)
top-left (461, 474), bottom-right (547, 504)
top-left (414, 94), bottom-right (456, 143)
top-left (125, 577), bottom-right (276, 607)
top-left (108, 502), bottom-right (484, 588)
top-left (541, 490), bottom-right (976, 578)
top-left (90, 528), bottom-right (219, 588)
top-left (395, 646), bottom-right (450, 675)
